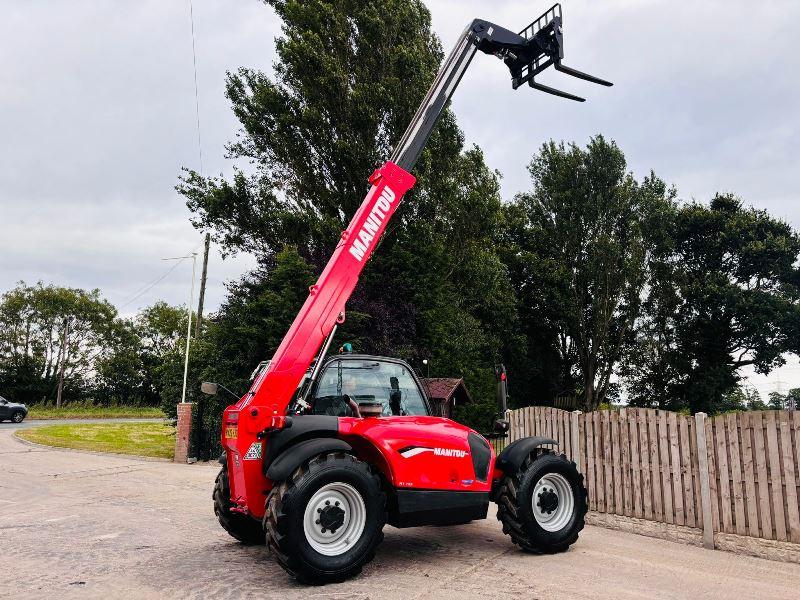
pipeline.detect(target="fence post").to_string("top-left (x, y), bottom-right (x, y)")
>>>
top-left (571, 411), bottom-right (582, 473)
top-left (694, 412), bottom-right (715, 549)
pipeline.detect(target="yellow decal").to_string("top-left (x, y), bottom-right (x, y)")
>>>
top-left (225, 426), bottom-right (237, 439)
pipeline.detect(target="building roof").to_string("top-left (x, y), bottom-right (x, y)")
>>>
top-left (421, 377), bottom-right (472, 403)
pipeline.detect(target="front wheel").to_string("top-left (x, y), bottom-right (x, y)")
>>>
top-left (11, 412), bottom-right (25, 423)
top-left (495, 451), bottom-right (587, 553)
top-left (264, 452), bottom-right (386, 584)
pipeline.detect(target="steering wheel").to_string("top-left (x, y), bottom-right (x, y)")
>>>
top-left (317, 395), bottom-right (354, 417)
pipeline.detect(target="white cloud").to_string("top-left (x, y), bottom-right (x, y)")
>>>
top-left (1, 1), bottom-right (798, 389)
top-left (1, 0), bottom-right (278, 312)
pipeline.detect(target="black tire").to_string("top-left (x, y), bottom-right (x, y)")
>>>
top-left (494, 450), bottom-right (587, 553)
top-left (264, 452), bottom-right (386, 584)
top-left (212, 463), bottom-right (265, 545)
top-left (11, 412), bottom-right (25, 424)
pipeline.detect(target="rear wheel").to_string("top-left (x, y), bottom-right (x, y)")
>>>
top-left (11, 412), bottom-right (25, 423)
top-left (494, 451), bottom-right (587, 553)
top-left (212, 462), bottom-right (264, 545)
top-left (264, 452), bottom-right (386, 584)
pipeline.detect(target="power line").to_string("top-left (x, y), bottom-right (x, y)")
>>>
top-left (116, 238), bottom-right (206, 312)
top-left (84, 245), bottom-right (201, 365)
top-left (188, 0), bottom-right (204, 174)
top-left (117, 257), bottom-right (187, 311)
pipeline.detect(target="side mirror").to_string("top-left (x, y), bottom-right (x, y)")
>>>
top-left (493, 418), bottom-right (510, 434)
top-left (201, 382), bottom-right (219, 396)
top-left (494, 364), bottom-right (508, 415)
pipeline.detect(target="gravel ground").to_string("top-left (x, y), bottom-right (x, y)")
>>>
top-left (1, 429), bottom-right (799, 599)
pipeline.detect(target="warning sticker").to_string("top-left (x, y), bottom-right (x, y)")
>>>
top-left (243, 442), bottom-right (263, 461)
top-left (224, 426), bottom-right (237, 439)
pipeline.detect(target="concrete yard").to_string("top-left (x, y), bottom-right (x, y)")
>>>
top-left (2, 426), bottom-right (799, 599)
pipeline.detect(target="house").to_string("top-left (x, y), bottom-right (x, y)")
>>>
top-left (420, 377), bottom-right (472, 418)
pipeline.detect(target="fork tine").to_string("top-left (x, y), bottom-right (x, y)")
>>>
top-left (554, 61), bottom-right (613, 86)
top-left (528, 78), bottom-right (585, 102)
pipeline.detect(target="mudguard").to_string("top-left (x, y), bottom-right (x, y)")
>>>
top-left (494, 436), bottom-right (558, 477)
top-left (266, 438), bottom-right (353, 482)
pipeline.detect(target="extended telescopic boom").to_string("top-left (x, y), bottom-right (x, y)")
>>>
top-left (242, 2), bottom-right (612, 424)
top-left (223, 5), bottom-right (610, 514)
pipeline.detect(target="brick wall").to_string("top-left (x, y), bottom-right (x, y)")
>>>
top-left (174, 402), bottom-right (194, 463)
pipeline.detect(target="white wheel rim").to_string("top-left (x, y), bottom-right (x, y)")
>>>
top-left (532, 473), bottom-right (574, 532)
top-left (303, 482), bottom-right (366, 556)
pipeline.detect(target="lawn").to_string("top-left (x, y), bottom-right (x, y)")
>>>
top-left (27, 405), bottom-right (165, 420)
top-left (16, 422), bottom-right (175, 459)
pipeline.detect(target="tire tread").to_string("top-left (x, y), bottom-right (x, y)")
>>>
top-left (213, 465), bottom-right (265, 545)
top-left (494, 451), bottom-right (588, 553)
top-left (264, 452), bottom-right (386, 584)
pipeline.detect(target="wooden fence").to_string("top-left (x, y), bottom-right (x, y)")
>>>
top-left (503, 406), bottom-right (800, 547)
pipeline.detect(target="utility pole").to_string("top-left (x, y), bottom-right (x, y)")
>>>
top-left (195, 232), bottom-right (210, 339)
top-left (182, 254), bottom-right (198, 404)
top-left (163, 253), bottom-right (198, 404)
top-left (56, 317), bottom-right (70, 409)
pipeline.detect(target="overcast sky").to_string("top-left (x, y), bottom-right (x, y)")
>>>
top-left (2, 1), bottom-right (799, 397)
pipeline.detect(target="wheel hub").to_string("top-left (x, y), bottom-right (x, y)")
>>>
top-left (316, 502), bottom-right (346, 534)
top-left (303, 482), bottom-right (367, 556)
top-left (531, 472), bottom-right (575, 532)
top-left (537, 487), bottom-right (559, 514)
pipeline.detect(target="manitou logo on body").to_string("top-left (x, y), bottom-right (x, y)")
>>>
top-left (398, 446), bottom-right (468, 459)
top-left (348, 185), bottom-right (396, 262)
top-left (433, 447), bottom-right (467, 458)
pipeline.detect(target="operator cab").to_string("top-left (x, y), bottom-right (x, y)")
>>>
top-left (292, 355), bottom-right (431, 417)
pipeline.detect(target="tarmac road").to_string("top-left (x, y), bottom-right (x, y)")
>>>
top-left (1, 428), bottom-right (799, 599)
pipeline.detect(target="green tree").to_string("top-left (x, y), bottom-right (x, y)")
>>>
top-left (745, 388), bottom-right (767, 411)
top-left (177, 0), bottom-right (516, 430)
top-left (94, 301), bottom-right (187, 407)
top-left (624, 195), bottom-right (800, 414)
top-left (768, 391), bottom-right (786, 410)
top-left (504, 136), bottom-right (675, 410)
top-left (94, 319), bottom-right (148, 406)
top-left (136, 301), bottom-right (186, 356)
top-left (718, 386), bottom-right (764, 412)
top-left (179, 0), bottom-right (443, 262)
top-left (0, 282), bottom-right (118, 404)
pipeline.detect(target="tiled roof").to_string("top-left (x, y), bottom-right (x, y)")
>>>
top-left (421, 377), bottom-right (466, 401)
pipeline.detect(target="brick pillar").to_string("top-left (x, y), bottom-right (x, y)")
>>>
top-left (174, 402), bottom-right (195, 463)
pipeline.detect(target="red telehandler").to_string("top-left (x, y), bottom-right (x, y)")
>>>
top-left (203, 4), bottom-right (611, 583)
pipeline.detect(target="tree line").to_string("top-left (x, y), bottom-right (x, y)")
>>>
top-left (176, 0), bottom-right (799, 437)
top-left (2, 1), bottom-right (798, 455)
top-left (0, 283), bottom-right (186, 408)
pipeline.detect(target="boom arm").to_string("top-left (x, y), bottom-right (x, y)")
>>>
top-left (222, 5), bottom-right (610, 514)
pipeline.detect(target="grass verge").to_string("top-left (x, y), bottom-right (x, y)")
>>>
top-left (16, 422), bottom-right (175, 459)
top-left (27, 405), bottom-right (165, 420)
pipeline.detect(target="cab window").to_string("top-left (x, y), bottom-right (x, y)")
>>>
top-left (311, 359), bottom-right (428, 417)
